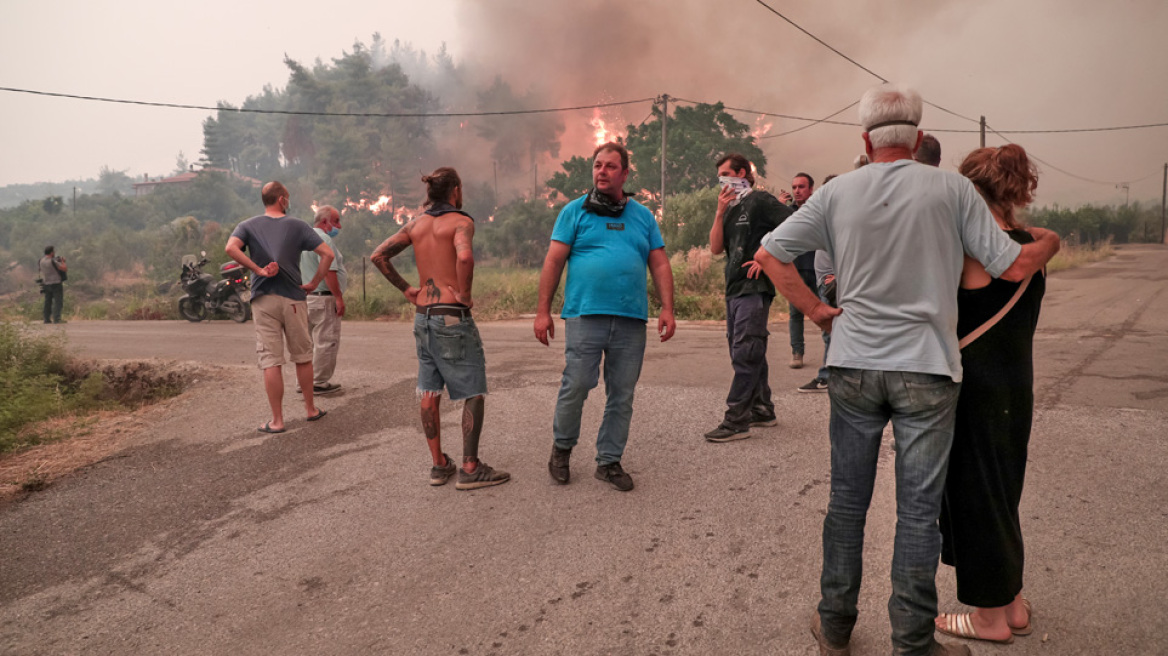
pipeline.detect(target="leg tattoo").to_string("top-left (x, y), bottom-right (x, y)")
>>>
top-left (420, 392), bottom-right (443, 465)
top-left (462, 395), bottom-right (484, 464)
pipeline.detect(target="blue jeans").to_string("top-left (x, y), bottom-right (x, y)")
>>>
top-left (412, 311), bottom-right (488, 401)
top-left (788, 268), bottom-right (819, 355)
top-left (819, 367), bottom-right (961, 656)
top-left (552, 315), bottom-right (647, 466)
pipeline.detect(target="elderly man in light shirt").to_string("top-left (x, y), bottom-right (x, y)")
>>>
top-left (754, 83), bottom-right (1060, 656)
top-left (300, 205), bottom-right (347, 395)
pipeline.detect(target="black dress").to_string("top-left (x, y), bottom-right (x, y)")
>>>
top-left (940, 229), bottom-right (1045, 608)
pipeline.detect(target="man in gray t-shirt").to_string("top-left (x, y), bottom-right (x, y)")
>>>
top-left (227, 181), bottom-right (334, 434)
top-left (38, 245), bottom-right (67, 324)
top-left (756, 84), bottom-right (1060, 656)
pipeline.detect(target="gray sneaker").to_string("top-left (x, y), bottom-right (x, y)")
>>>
top-left (594, 462), bottom-right (634, 491)
top-left (429, 453), bottom-right (457, 486)
top-left (455, 460), bottom-right (512, 490)
top-left (704, 424), bottom-right (751, 442)
top-left (750, 413), bottom-right (778, 427)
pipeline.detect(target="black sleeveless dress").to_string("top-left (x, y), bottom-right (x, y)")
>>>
top-left (939, 229), bottom-right (1045, 608)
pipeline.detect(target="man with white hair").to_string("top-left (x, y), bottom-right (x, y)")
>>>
top-left (755, 84), bottom-right (1059, 656)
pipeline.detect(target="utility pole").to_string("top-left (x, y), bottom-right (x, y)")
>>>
top-left (660, 94), bottom-right (669, 221)
top-left (979, 116), bottom-right (986, 148)
top-left (533, 162), bottom-right (539, 199)
top-left (493, 160), bottom-right (499, 210)
top-left (72, 186), bottom-right (77, 216)
top-left (1161, 162), bottom-right (1166, 244)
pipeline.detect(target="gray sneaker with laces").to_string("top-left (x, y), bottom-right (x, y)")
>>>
top-left (455, 460), bottom-right (512, 490)
top-left (429, 453), bottom-right (457, 486)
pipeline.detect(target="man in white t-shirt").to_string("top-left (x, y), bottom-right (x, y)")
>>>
top-left (300, 205), bottom-right (347, 395)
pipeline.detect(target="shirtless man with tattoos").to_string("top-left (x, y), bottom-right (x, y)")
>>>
top-left (371, 167), bottom-right (510, 490)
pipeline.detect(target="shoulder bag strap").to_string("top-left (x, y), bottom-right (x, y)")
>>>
top-left (958, 273), bottom-right (1035, 350)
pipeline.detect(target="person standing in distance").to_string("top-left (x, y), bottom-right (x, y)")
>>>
top-left (226, 181), bottom-right (333, 434)
top-left (38, 245), bottom-right (68, 324)
top-left (778, 173), bottom-right (820, 369)
top-left (535, 142), bottom-right (676, 492)
top-left (300, 205), bottom-right (347, 396)
top-left (703, 153), bottom-right (792, 442)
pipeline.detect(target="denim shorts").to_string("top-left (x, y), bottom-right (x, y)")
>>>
top-left (413, 312), bottom-right (488, 401)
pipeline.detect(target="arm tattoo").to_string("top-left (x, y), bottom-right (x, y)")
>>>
top-left (424, 278), bottom-right (441, 303)
top-left (371, 227), bottom-right (413, 292)
top-left (453, 221), bottom-right (474, 255)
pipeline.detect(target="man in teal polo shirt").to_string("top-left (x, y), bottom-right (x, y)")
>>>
top-left (534, 142), bottom-right (676, 492)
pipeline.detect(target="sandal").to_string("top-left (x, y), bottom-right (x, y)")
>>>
top-left (1011, 597), bottom-right (1034, 636)
top-left (307, 409), bottom-right (327, 422)
top-left (936, 612), bottom-right (1014, 644)
top-left (257, 422), bottom-right (285, 434)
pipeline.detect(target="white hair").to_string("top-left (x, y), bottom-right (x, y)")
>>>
top-left (314, 205), bottom-right (339, 224)
top-left (858, 84), bottom-right (923, 150)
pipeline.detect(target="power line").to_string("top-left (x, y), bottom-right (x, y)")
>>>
top-left (761, 101), bottom-right (859, 139)
top-left (747, 0), bottom-right (976, 123)
top-left (0, 86), bottom-right (655, 118)
top-left (984, 124), bottom-right (1161, 187)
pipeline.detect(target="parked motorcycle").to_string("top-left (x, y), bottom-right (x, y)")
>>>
top-left (178, 251), bottom-right (252, 323)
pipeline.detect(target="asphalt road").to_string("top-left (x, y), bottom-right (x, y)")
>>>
top-left (2, 245), bottom-right (1166, 655)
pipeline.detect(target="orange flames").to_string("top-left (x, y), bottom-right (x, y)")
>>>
top-left (751, 115), bottom-right (773, 141)
top-left (591, 108), bottom-right (616, 146)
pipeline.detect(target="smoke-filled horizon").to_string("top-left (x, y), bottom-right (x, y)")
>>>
top-left (453, 0), bottom-right (1168, 207)
top-left (2, 0), bottom-right (1166, 209)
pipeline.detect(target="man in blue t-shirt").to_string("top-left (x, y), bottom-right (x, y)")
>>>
top-left (227, 181), bottom-right (334, 434)
top-left (534, 142), bottom-right (676, 492)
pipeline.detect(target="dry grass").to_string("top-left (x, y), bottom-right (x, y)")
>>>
top-left (1047, 240), bottom-right (1115, 274)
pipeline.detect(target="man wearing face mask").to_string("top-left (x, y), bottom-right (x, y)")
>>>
top-left (779, 173), bottom-right (819, 369)
top-left (704, 153), bottom-right (792, 442)
top-left (300, 205), bottom-right (347, 395)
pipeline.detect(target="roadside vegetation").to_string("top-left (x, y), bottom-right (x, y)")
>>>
top-left (0, 323), bottom-right (184, 456)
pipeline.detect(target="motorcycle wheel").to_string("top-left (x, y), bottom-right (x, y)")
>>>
top-left (178, 295), bottom-right (207, 322)
top-left (223, 294), bottom-right (249, 323)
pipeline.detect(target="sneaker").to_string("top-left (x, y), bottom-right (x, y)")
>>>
top-left (704, 424), bottom-right (752, 443)
top-left (594, 462), bottom-right (634, 491)
top-left (548, 445), bottom-right (572, 484)
top-left (313, 382), bottom-right (342, 395)
top-left (429, 453), bottom-right (457, 486)
top-left (790, 353), bottom-right (804, 369)
top-left (455, 459), bottom-right (511, 490)
top-left (798, 378), bottom-right (829, 393)
top-left (750, 413), bottom-right (778, 427)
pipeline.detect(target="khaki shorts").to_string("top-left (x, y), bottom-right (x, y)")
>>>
top-left (252, 293), bottom-right (313, 369)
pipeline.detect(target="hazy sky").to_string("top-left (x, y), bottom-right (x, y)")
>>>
top-left (3, 0), bottom-right (1167, 207)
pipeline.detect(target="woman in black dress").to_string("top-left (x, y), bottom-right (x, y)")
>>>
top-left (936, 144), bottom-right (1054, 644)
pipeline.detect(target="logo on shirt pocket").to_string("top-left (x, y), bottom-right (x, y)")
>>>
top-left (606, 222), bottom-right (625, 231)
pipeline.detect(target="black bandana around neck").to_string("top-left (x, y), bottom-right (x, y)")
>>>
top-left (583, 188), bottom-right (629, 218)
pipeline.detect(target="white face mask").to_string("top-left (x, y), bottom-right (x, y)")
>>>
top-left (718, 176), bottom-right (752, 203)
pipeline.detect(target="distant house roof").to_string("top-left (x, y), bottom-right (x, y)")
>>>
top-left (133, 168), bottom-right (262, 195)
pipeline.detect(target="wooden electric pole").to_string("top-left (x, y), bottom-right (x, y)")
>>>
top-left (660, 94), bottom-right (669, 221)
top-left (1160, 162), bottom-right (1166, 244)
top-left (979, 116), bottom-right (986, 148)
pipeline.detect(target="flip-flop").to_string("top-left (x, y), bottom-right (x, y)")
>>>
top-left (307, 409), bottom-right (327, 422)
top-left (1011, 597), bottom-right (1034, 636)
top-left (936, 612), bottom-right (1014, 644)
top-left (257, 422), bottom-right (285, 434)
